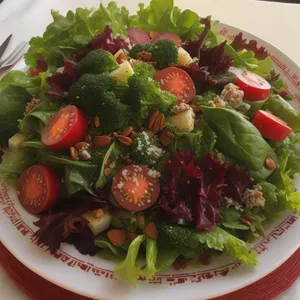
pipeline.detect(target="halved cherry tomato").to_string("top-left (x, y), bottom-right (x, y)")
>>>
top-left (229, 67), bottom-right (271, 101)
top-left (41, 105), bottom-right (87, 151)
top-left (17, 165), bottom-right (60, 214)
top-left (155, 67), bottom-right (196, 103)
top-left (252, 110), bottom-right (292, 142)
top-left (111, 165), bottom-right (160, 212)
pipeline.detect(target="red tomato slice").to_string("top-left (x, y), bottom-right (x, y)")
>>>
top-left (252, 110), bottom-right (292, 142)
top-left (229, 67), bottom-right (271, 101)
top-left (17, 165), bottom-right (60, 214)
top-left (155, 67), bottom-right (196, 103)
top-left (42, 105), bottom-right (87, 151)
top-left (111, 165), bottom-right (160, 212)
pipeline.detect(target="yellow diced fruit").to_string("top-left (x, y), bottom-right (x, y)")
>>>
top-left (177, 47), bottom-right (193, 66)
top-left (8, 132), bottom-right (25, 151)
top-left (110, 60), bottom-right (134, 83)
top-left (83, 211), bottom-right (112, 236)
top-left (168, 109), bottom-right (195, 132)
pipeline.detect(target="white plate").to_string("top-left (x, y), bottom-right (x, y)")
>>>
top-left (0, 10), bottom-right (300, 300)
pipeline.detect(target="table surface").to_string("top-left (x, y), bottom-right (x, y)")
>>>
top-left (0, 0), bottom-right (299, 299)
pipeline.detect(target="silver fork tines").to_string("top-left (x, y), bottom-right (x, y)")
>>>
top-left (0, 41), bottom-right (28, 69)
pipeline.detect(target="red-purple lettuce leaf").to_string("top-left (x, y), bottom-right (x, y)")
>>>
top-left (74, 25), bottom-right (130, 62)
top-left (182, 18), bottom-right (211, 59)
top-left (160, 151), bottom-right (227, 231)
top-left (222, 165), bottom-right (253, 203)
top-left (45, 59), bottom-right (78, 99)
top-left (231, 32), bottom-right (269, 60)
top-left (33, 196), bottom-right (110, 254)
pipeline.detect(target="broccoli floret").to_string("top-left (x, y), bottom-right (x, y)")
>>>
top-left (132, 131), bottom-right (164, 165)
top-left (68, 73), bottom-right (116, 116)
top-left (129, 40), bottom-right (178, 70)
top-left (159, 224), bottom-right (193, 250)
top-left (97, 92), bottom-right (132, 133)
top-left (76, 49), bottom-right (118, 76)
top-left (125, 73), bottom-right (177, 119)
top-left (132, 62), bottom-right (156, 78)
top-left (150, 39), bottom-right (178, 69)
top-left (129, 44), bottom-right (151, 59)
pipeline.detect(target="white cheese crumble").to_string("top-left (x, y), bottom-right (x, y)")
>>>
top-left (171, 103), bottom-right (192, 114)
top-left (242, 184), bottom-right (265, 209)
top-left (148, 169), bottom-right (161, 178)
top-left (220, 83), bottom-right (244, 108)
top-left (224, 197), bottom-right (244, 211)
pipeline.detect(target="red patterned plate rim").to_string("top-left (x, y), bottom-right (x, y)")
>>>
top-left (1, 243), bottom-right (299, 300)
top-left (0, 19), bottom-right (300, 300)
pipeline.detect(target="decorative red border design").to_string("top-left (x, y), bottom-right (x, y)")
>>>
top-left (1, 26), bottom-right (300, 287)
top-left (1, 181), bottom-right (299, 285)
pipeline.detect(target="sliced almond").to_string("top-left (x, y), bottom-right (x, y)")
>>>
top-left (163, 131), bottom-right (175, 138)
top-left (121, 126), bottom-right (133, 137)
top-left (93, 136), bottom-right (112, 147)
top-left (69, 147), bottom-right (78, 161)
top-left (130, 131), bottom-right (137, 139)
top-left (265, 158), bottom-right (276, 170)
top-left (118, 135), bottom-right (133, 146)
top-left (74, 142), bottom-right (90, 151)
top-left (104, 167), bottom-right (111, 177)
top-left (94, 116), bottom-right (100, 128)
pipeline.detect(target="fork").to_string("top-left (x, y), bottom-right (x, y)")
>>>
top-left (0, 41), bottom-right (28, 70)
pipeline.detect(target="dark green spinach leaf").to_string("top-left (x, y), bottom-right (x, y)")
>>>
top-left (263, 95), bottom-right (300, 132)
top-left (0, 86), bottom-right (32, 146)
top-left (201, 107), bottom-right (270, 170)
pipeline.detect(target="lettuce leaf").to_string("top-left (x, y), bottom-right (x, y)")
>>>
top-left (19, 98), bottom-right (62, 139)
top-left (169, 119), bottom-right (216, 160)
top-left (279, 155), bottom-right (300, 213)
top-left (114, 234), bottom-right (159, 286)
top-left (263, 95), bottom-right (300, 132)
top-left (0, 71), bottom-right (41, 93)
top-left (142, 237), bottom-right (158, 279)
top-left (114, 234), bottom-right (145, 286)
top-left (189, 226), bottom-right (257, 266)
top-left (65, 166), bottom-right (97, 196)
top-left (0, 86), bottom-right (32, 146)
top-left (129, 0), bottom-right (203, 40)
top-left (24, 3), bottom-right (130, 70)
top-left (94, 238), bottom-right (125, 258)
top-left (0, 150), bottom-right (35, 185)
top-left (234, 50), bottom-right (273, 78)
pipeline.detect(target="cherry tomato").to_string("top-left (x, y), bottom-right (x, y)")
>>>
top-left (17, 165), bottom-right (60, 214)
top-left (229, 67), bottom-right (271, 101)
top-left (252, 110), bottom-right (292, 142)
top-left (41, 105), bottom-right (87, 151)
top-left (111, 165), bottom-right (160, 212)
top-left (155, 67), bottom-right (196, 103)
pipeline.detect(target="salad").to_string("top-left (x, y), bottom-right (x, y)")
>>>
top-left (0, 0), bottom-right (300, 286)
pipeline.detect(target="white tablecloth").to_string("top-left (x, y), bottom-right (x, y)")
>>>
top-left (0, 0), bottom-right (299, 299)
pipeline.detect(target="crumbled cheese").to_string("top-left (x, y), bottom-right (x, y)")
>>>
top-left (148, 169), bottom-right (161, 178)
top-left (135, 132), bottom-right (164, 164)
top-left (220, 83), bottom-right (244, 108)
top-left (242, 184), bottom-right (265, 209)
top-left (171, 103), bottom-right (192, 114)
top-left (213, 96), bottom-right (227, 107)
top-left (207, 100), bottom-right (216, 107)
top-left (116, 182), bottom-right (124, 190)
top-left (122, 169), bottom-right (129, 177)
top-left (224, 197), bottom-right (244, 211)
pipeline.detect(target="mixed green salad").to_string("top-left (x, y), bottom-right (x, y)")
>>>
top-left (0, 0), bottom-right (300, 286)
